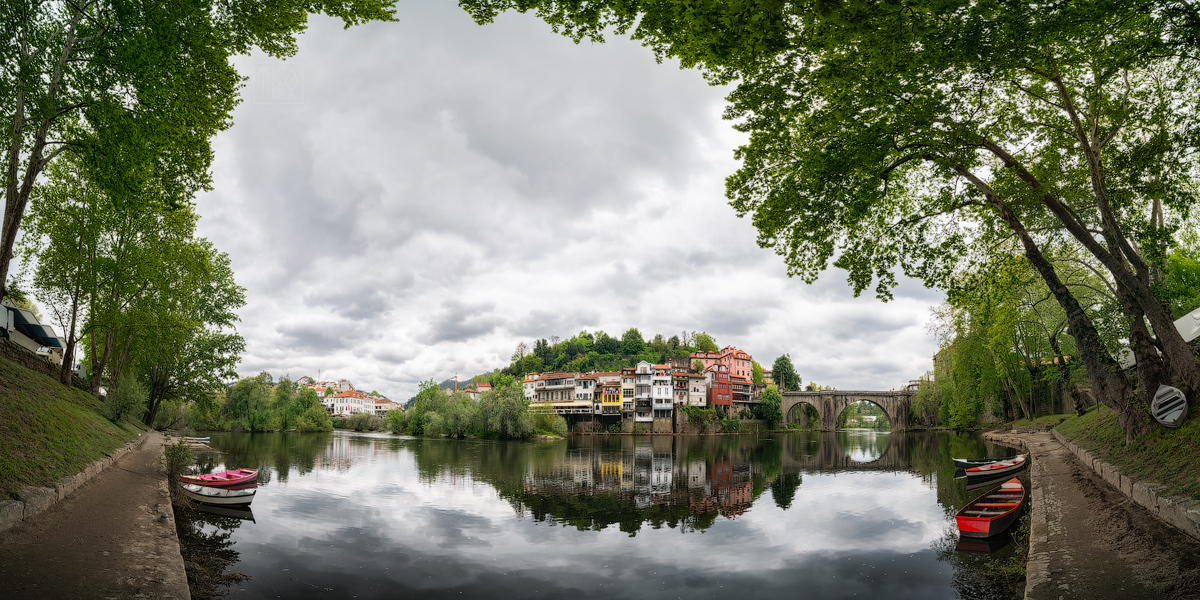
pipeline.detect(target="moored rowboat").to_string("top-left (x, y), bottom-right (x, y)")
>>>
top-left (963, 454), bottom-right (1027, 478)
top-left (179, 482), bottom-right (256, 506)
top-left (185, 436), bottom-right (210, 443)
top-left (180, 468), bottom-right (258, 488)
top-left (955, 477), bottom-right (1025, 538)
top-left (952, 455), bottom-right (1020, 470)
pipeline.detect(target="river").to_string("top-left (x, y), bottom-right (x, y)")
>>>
top-left (177, 429), bottom-right (1024, 599)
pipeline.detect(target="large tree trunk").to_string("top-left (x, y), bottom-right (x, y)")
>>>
top-left (58, 291), bottom-right (79, 386)
top-left (1048, 333), bottom-right (1085, 416)
top-left (89, 326), bottom-right (115, 395)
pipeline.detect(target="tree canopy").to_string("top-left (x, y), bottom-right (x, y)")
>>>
top-left (465, 0), bottom-right (1200, 440)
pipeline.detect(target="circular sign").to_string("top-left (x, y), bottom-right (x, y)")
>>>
top-left (1152, 384), bottom-right (1189, 428)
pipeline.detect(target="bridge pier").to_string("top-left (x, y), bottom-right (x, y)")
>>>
top-left (781, 390), bottom-right (913, 432)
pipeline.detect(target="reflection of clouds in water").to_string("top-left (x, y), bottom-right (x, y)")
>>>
top-left (206, 431), bottom-right (971, 599)
top-left (839, 430), bottom-right (891, 462)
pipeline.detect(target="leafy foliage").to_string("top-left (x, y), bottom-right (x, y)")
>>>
top-left (104, 373), bottom-right (147, 424)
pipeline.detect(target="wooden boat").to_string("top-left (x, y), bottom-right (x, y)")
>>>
top-left (179, 482), bottom-right (256, 506)
top-left (179, 468), bottom-right (258, 488)
top-left (955, 477), bottom-right (1025, 538)
top-left (185, 436), bottom-right (210, 443)
top-left (963, 454), bottom-right (1027, 478)
top-left (952, 455), bottom-right (1019, 470)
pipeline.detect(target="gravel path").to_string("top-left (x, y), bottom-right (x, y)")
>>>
top-left (991, 431), bottom-right (1200, 600)
top-left (0, 431), bottom-right (190, 599)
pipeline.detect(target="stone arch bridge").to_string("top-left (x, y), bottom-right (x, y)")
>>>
top-left (782, 390), bottom-right (914, 431)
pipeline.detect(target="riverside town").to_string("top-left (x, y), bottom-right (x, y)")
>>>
top-left (6, 3), bottom-right (1200, 600)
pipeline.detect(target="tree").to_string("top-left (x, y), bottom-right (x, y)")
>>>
top-left (751, 361), bottom-right (764, 386)
top-left (694, 332), bottom-right (718, 353)
top-left (620, 328), bottom-right (645, 355)
top-left (0, 0), bottom-right (397, 304)
top-left (136, 238), bottom-right (245, 427)
top-left (462, 0), bottom-right (1200, 443)
top-left (595, 331), bottom-right (620, 355)
top-left (757, 385), bottom-right (783, 429)
top-left (691, 360), bottom-right (705, 374)
top-left (772, 355), bottom-right (800, 392)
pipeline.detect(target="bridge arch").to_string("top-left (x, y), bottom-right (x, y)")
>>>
top-left (781, 390), bottom-right (912, 432)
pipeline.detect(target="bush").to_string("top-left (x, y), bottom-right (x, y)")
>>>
top-left (608, 423), bottom-right (622, 434)
top-left (631, 423), bottom-right (648, 435)
top-left (164, 439), bottom-right (193, 502)
top-left (105, 374), bottom-right (148, 424)
top-left (533, 412), bottom-right (568, 437)
top-left (720, 419), bottom-right (741, 433)
top-left (347, 412), bottom-right (384, 432)
top-left (296, 404), bottom-right (333, 432)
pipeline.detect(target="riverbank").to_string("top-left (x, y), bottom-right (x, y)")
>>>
top-left (985, 424), bottom-right (1200, 599)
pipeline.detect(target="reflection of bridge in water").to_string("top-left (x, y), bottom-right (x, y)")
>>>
top-left (782, 390), bottom-right (914, 431)
top-left (778, 431), bottom-right (911, 473)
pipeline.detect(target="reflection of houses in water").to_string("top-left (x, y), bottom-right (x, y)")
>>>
top-left (520, 441), bottom-right (762, 522)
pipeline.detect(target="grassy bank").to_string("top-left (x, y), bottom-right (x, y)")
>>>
top-left (0, 356), bottom-right (144, 499)
top-left (1051, 405), bottom-right (1200, 501)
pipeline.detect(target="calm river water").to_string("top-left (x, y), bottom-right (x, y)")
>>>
top-left (180, 430), bottom-right (1024, 599)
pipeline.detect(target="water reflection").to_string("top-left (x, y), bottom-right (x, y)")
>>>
top-left (182, 430), bottom-right (1022, 599)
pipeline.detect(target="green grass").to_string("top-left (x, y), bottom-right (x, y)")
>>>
top-left (0, 355), bottom-right (144, 499)
top-left (1056, 404), bottom-right (1200, 500)
top-left (1010, 413), bottom-right (1073, 427)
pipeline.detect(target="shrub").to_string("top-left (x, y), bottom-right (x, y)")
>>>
top-left (608, 423), bottom-right (622, 434)
top-left (720, 419), bottom-right (741, 433)
top-left (631, 423), bottom-right (648, 435)
top-left (105, 374), bottom-right (148, 424)
top-left (533, 412), bottom-right (568, 436)
top-left (164, 439), bottom-right (193, 502)
top-left (296, 404), bottom-right (333, 432)
top-left (348, 412), bottom-right (384, 432)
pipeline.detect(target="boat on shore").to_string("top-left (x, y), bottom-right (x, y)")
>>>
top-left (179, 482), bottom-right (257, 506)
top-left (180, 468), bottom-right (258, 488)
top-left (955, 477), bottom-right (1026, 538)
top-left (952, 455), bottom-right (1020, 470)
top-left (963, 454), bottom-right (1027, 478)
top-left (185, 436), bottom-right (210, 444)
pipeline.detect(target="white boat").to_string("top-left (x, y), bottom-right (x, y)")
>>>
top-left (178, 482), bottom-right (256, 506)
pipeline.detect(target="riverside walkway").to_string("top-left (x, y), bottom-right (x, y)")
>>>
top-left (986, 430), bottom-right (1200, 600)
top-left (0, 431), bottom-right (190, 599)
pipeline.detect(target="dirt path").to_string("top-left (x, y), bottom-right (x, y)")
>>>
top-left (0, 431), bottom-right (190, 599)
top-left (993, 431), bottom-right (1200, 599)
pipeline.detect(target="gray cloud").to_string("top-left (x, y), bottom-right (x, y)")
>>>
top-left (423, 299), bottom-right (504, 344)
top-left (188, 4), bottom-right (940, 398)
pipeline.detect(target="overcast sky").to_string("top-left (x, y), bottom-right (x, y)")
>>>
top-left (189, 2), bottom-right (942, 399)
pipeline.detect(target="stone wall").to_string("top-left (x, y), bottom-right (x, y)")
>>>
top-left (0, 338), bottom-right (88, 390)
top-left (1052, 429), bottom-right (1200, 542)
top-left (0, 433), bottom-right (148, 533)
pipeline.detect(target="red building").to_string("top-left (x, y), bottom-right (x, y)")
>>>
top-left (706, 364), bottom-right (731, 410)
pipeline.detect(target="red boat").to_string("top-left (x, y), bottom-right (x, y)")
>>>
top-left (963, 454), bottom-right (1027, 478)
top-left (956, 477), bottom-right (1026, 538)
top-left (179, 468), bottom-right (258, 488)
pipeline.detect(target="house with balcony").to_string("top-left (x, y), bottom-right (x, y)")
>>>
top-left (634, 362), bottom-right (654, 422)
top-left (705, 364), bottom-right (732, 413)
top-left (531, 372), bottom-right (591, 415)
top-left (651, 364), bottom-right (673, 419)
top-left (522, 373), bottom-right (540, 399)
top-left (690, 346), bottom-right (755, 380)
top-left (730, 375), bottom-right (754, 413)
top-left (595, 382), bottom-right (623, 415)
top-left (672, 373), bottom-right (689, 406)
top-left (621, 367), bottom-right (636, 416)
